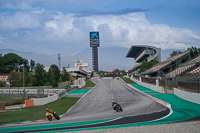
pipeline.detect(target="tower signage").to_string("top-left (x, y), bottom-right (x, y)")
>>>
top-left (90, 32), bottom-right (100, 47)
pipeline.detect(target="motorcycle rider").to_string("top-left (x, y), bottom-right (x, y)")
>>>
top-left (46, 108), bottom-right (56, 116)
top-left (46, 108), bottom-right (60, 120)
top-left (46, 108), bottom-right (53, 113)
top-left (112, 101), bottom-right (123, 111)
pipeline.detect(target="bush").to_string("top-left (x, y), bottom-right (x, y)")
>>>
top-left (0, 81), bottom-right (5, 87)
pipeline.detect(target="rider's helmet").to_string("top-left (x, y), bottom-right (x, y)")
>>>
top-left (46, 108), bottom-right (49, 111)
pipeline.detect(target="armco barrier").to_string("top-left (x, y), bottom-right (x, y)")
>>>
top-left (32, 93), bottom-right (58, 106)
top-left (24, 100), bottom-right (34, 107)
top-left (131, 77), bottom-right (164, 93)
top-left (174, 88), bottom-right (200, 104)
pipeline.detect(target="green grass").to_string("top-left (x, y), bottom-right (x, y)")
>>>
top-left (122, 77), bottom-right (136, 84)
top-left (80, 79), bottom-right (95, 89)
top-left (0, 97), bottom-right (79, 124)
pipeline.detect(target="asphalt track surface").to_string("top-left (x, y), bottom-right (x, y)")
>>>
top-left (0, 78), bottom-right (169, 132)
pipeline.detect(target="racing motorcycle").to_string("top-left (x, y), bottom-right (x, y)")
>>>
top-left (46, 112), bottom-right (60, 121)
top-left (113, 104), bottom-right (123, 112)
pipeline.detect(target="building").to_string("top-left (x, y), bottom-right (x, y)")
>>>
top-left (0, 75), bottom-right (10, 86)
top-left (64, 60), bottom-right (91, 78)
top-left (126, 45), bottom-right (161, 74)
top-left (126, 45), bottom-right (161, 63)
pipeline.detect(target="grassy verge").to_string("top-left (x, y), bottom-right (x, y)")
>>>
top-left (80, 79), bottom-right (96, 89)
top-left (122, 77), bottom-right (136, 84)
top-left (0, 97), bottom-right (79, 124)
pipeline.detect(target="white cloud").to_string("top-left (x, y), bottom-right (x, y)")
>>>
top-left (44, 12), bottom-right (200, 50)
top-left (0, 1), bottom-right (34, 10)
top-left (0, 12), bottom-right (41, 29)
top-left (0, 11), bottom-right (200, 56)
top-left (32, 9), bottom-right (45, 14)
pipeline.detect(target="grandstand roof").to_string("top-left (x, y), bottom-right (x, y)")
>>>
top-left (126, 45), bottom-right (161, 63)
top-left (126, 45), bottom-right (155, 58)
top-left (142, 51), bottom-right (190, 76)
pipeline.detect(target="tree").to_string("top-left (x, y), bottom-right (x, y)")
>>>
top-left (139, 60), bottom-right (159, 73)
top-left (48, 64), bottom-right (61, 87)
top-left (23, 59), bottom-right (30, 72)
top-left (0, 56), bottom-right (4, 73)
top-left (9, 71), bottom-right (23, 87)
top-left (34, 63), bottom-right (47, 86)
top-left (0, 53), bottom-right (23, 73)
top-left (170, 51), bottom-right (183, 57)
top-left (0, 81), bottom-right (5, 87)
top-left (30, 59), bottom-right (35, 72)
top-left (187, 46), bottom-right (200, 58)
top-left (25, 72), bottom-right (34, 87)
top-left (61, 68), bottom-right (70, 82)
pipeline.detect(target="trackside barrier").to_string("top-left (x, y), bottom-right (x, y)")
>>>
top-left (32, 93), bottom-right (59, 106)
top-left (131, 77), bottom-right (164, 93)
top-left (24, 100), bottom-right (34, 107)
top-left (174, 88), bottom-right (200, 104)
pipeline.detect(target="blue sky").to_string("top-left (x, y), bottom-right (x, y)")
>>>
top-left (0, 0), bottom-right (200, 69)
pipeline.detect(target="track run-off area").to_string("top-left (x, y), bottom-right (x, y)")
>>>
top-left (0, 78), bottom-right (200, 133)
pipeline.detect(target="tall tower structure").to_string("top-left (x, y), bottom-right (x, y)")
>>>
top-left (90, 31), bottom-right (100, 72)
top-left (58, 53), bottom-right (61, 69)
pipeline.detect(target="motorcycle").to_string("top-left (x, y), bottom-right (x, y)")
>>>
top-left (46, 112), bottom-right (60, 121)
top-left (114, 104), bottom-right (123, 112)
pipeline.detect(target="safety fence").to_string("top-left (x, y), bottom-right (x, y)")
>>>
top-left (131, 75), bottom-right (200, 94)
top-left (0, 88), bottom-right (66, 99)
top-left (177, 76), bottom-right (200, 93)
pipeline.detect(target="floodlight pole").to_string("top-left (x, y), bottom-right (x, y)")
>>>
top-left (23, 63), bottom-right (25, 88)
top-left (23, 62), bottom-right (25, 98)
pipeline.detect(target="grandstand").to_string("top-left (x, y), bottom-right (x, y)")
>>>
top-left (188, 66), bottom-right (200, 75)
top-left (141, 51), bottom-right (190, 77)
top-left (126, 45), bottom-right (161, 74)
top-left (166, 55), bottom-right (200, 78)
top-left (129, 50), bottom-right (200, 93)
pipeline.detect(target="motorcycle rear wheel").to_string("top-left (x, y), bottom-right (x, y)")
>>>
top-left (47, 115), bottom-right (52, 121)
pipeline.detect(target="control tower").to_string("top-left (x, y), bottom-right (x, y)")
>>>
top-left (90, 31), bottom-right (100, 72)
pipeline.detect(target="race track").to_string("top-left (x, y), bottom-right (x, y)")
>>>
top-left (0, 78), bottom-right (170, 132)
top-left (62, 78), bottom-right (168, 122)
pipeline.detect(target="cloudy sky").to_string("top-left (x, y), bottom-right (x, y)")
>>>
top-left (0, 0), bottom-right (200, 69)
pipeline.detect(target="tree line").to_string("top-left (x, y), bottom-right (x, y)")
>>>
top-left (0, 53), bottom-right (70, 87)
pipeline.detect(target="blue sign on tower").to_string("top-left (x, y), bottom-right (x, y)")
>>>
top-left (90, 31), bottom-right (100, 47)
top-left (90, 32), bottom-right (99, 39)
